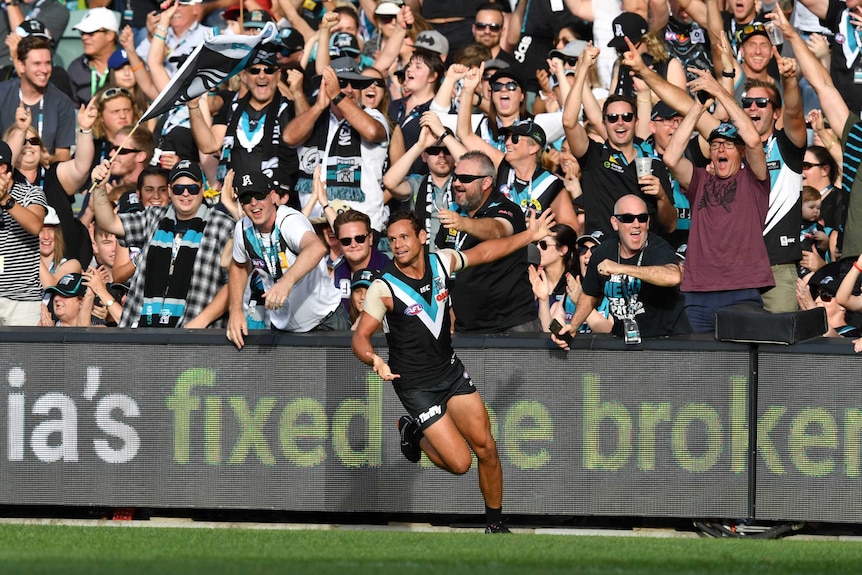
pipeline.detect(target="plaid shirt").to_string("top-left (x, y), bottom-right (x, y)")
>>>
top-left (118, 203), bottom-right (234, 328)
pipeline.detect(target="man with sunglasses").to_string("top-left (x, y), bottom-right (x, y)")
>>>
top-left (551, 194), bottom-right (690, 342)
top-left (562, 45), bottom-right (677, 240)
top-left (190, 55), bottom-right (301, 208)
top-left (331, 208), bottom-right (390, 314)
top-left (662, 75), bottom-right (775, 333)
top-left (108, 125), bottom-right (155, 187)
top-left (227, 172), bottom-right (345, 348)
top-left (435, 151), bottom-right (540, 333)
top-left (284, 57), bottom-right (388, 233)
top-left (471, 3), bottom-right (519, 72)
top-left (68, 8), bottom-right (119, 108)
top-left (91, 158), bottom-right (235, 328)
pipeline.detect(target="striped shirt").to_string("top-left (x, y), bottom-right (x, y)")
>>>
top-left (0, 172), bottom-right (48, 301)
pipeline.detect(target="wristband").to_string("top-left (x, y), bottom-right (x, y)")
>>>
top-left (321, 204), bottom-right (330, 210)
top-left (154, 33), bottom-right (167, 41)
top-left (131, 62), bottom-right (144, 73)
top-left (77, 127), bottom-right (93, 134)
top-left (439, 127), bottom-right (453, 140)
top-left (155, 25), bottom-right (168, 33)
top-left (332, 92), bottom-right (346, 106)
top-left (855, 262), bottom-right (862, 273)
top-left (722, 69), bottom-right (735, 78)
top-left (1, 196), bottom-right (15, 210)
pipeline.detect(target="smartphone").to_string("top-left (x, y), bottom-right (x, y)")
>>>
top-left (550, 319), bottom-right (573, 343)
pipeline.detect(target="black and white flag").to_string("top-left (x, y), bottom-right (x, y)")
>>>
top-left (139, 22), bottom-right (279, 123)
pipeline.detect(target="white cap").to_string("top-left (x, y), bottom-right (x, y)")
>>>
top-left (73, 8), bottom-right (120, 34)
top-left (375, 1), bottom-right (401, 16)
top-left (44, 205), bottom-right (60, 226)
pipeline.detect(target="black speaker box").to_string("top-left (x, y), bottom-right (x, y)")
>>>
top-left (715, 303), bottom-right (827, 344)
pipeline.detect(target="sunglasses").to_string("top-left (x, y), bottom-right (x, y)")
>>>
top-left (802, 162), bottom-right (825, 170)
top-left (339, 234), bottom-right (368, 246)
top-left (453, 173), bottom-right (487, 184)
top-left (491, 81), bottom-right (520, 92)
top-left (81, 28), bottom-right (110, 36)
top-left (474, 22), bottom-right (502, 32)
top-left (741, 97), bottom-right (775, 109)
top-left (100, 87), bottom-right (132, 102)
top-left (614, 213), bottom-right (649, 224)
top-left (425, 146), bottom-right (451, 156)
top-left (172, 184), bottom-right (202, 196)
top-left (578, 244), bottom-right (596, 255)
top-left (23, 137), bottom-right (41, 146)
top-left (536, 240), bottom-right (557, 250)
top-left (247, 65), bottom-right (278, 75)
top-left (818, 292), bottom-right (834, 302)
top-left (563, 56), bottom-right (579, 67)
top-left (735, 23), bottom-right (767, 43)
top-left (605, 112), bottom-right (635, 123)
top-left (339, 78), bottom-right (373, 90)
top-left (370, 78), bottom-right (386, 88)
top-left (506, 133), bottom-right (523, 144)
top-left (377, 15), bottom-right (396, 24)
top-left (239, 191), bottom-right (269, 204)
top-left (110, 147), bottom-right (141, 155)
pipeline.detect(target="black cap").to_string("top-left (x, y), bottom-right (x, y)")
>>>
top-left (276, 27), bottom-right (305, 54)
top-left (488, 69), bottom-right (524, 90)
top-left (330, 56), bottom-right (371, 83)
top-left (501, 119), bottom-right (547, 149)
top-left (235, 172), bottom-right (274, 198)
top-left (576, 230), bottom-right (605, 246)
top-left (351, 268), bottom-right (376, 289)
top-left (46, 273), bottom-right (87, 297)
top-left (169, 159), bottom-right (203, 183)
top-left (331, 32), bottom-right (360, 57)
top-left (608, 12), bottom-right (648, 49)
top-left (650, 101), bottom-right (680, 121)
top-left (117, 190), bottom-right (144, 214)
top-left (0, 141), bottom-right (12, 167)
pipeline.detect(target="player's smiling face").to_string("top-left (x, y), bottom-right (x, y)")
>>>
top-left (387, 220), bottom-right (425, 266)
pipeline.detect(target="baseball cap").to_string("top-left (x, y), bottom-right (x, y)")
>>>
top-left (331, 32), bottom-right (360, 58)
top-left (116, 190), bottom-right (143, 214)
top-left (46, 273), bottom-right (87, 298)
top-left (675, 243), bottom-right (687, 262)
top-left (73, 8), bottom-right (120, 34)
top-left (43, 205), bottom-right (61, 225)
top-left (351, 268), bottom-right (376, 290)
top-left (275, 27), bottom-right (305, 55)
top-left (0, 141), bottom-right (12, 167)
top-left (169, 159), bottom-right (203, 183)
top-left (108, 49), bottom-right (130, 70)
top-left (243, 9), bottom-right (273, 28)
top-left (488, 68), bottom-right (524, 90)
top-left (549, 39), bottom-right (588, 61)
top-left (235, 172), bottom-right (274, 198)
top-left (608, 12), bottom-right (648, 50)
top-left (501, 119), bottom-right (547, 149)
top-left (415, 30), bottom-right (449, 57)
top-left (650, 101), bottom-right (680, 121)
top-left (708, 122), bottom-right (743, 144)
top-left (736, 22), bottom-right (769, 45)
top-left (374, 1), bottom-right (401, 16)
top-left (483, 58), bottom-right (510, 73)
top-left (222, 0), bottom-right (274, 21)
top-left (576, 230), bottom-right (605, 246)
top-left (15, 19), bottom-right (52, 39)
top-left (331, 56), bottom-right (373, 84)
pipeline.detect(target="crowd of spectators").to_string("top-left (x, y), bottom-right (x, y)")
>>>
top-left (1, 0), bottom-right (861, 347)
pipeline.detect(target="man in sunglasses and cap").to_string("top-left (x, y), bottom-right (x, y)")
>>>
top-left (284, 56), bottom-right (388, 234)
top-left (189, 55), bottom-right (302, 208)
top-left (553, 194), bottom-right (690, 347)
top-left (91, 158), bottom-right (235, 328)
top-left (226, 172), bottom-right (346, 349)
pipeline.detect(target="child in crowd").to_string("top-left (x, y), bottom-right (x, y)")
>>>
top-left (799, 186), bottom-right (829, 278)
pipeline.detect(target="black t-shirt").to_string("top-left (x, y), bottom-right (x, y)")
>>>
top-left (495, 160), bottom-right (564, 218)
top-left (388, 97), bottom-right (433, 176)
top-left (664, 17), bottom-right (714, 84)
top-left (582, 235), bottom-right (690, 337)
top-left (823, 0), bottom-right (862, 114)
top-left (577, 139), bottom-right (674, 238)
top-left (435, 191), bottom-right (536, 332)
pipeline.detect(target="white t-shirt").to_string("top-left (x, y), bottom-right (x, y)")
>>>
top-left (232, 205), bottom-right (341, 332)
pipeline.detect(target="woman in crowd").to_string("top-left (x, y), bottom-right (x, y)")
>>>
top-left (530, 224), bottom-right (579, 330)
top-left (39, 207), bottom-right (81, 289)
top-left (5, 101), bottom-right (96, 268)
top-left (803, 144), bottom-right (842, 261)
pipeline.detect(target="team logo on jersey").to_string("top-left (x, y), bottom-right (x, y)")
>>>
top-left (521, 198), bottom-right (542, 212)
top-left (435, 289), bottom-right (449, 302)
top-left (404, 303), bottom-right (424, 316)
top-left (603, 155), bottom-right (626, 174)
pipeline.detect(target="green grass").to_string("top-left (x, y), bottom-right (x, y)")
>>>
top-left (0, 524), bottom-right (859, 574)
